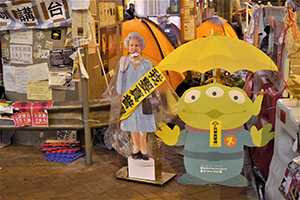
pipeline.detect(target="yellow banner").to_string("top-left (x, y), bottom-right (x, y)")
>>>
top-left (210, 120), bottom-right (221, 147)
top-left (119, 67), bottom-right (166, 121)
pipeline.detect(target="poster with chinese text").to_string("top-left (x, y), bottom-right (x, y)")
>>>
top-left (32, 101), bottom-right (53, 126)
top-left (12, 101), bottom-right (32, 127)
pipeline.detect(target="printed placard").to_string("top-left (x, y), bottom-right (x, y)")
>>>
top-left (10, 44), bottom-right (33, 64)
top-left (39, 0), bottom-right (69, 23)
top-left (12, 101), bottom-right (32, 127)
top-left (50, 48), bottom-right (75, 68)
top-left (57, 130), bottom-right (77, 140)
top-left (32, 101), bottom-right (53, 127)
top-left (210, 120), bottom-right (221, 147)
top-left (11, 1), bottom-right (39, 27)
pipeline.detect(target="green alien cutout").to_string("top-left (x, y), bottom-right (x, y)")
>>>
top-left (156, 81), bottom-right (274, 186)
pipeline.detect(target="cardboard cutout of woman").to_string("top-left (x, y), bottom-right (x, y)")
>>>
top-left (117, 32), bottom-right (156, 160)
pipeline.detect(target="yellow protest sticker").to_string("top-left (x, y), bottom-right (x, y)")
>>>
top-left (119, 67), bottom-right (166, 121)
top-left (0, 102), bottom-right (9, 106)
top-left (210, 120), bottom-right (221, 147)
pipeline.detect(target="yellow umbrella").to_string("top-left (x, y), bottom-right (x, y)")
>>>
top-left (157, 36), bottom-right (278, 73)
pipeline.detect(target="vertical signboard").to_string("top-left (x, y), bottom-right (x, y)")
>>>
top-left (181, 0), bottom-right (196, 41)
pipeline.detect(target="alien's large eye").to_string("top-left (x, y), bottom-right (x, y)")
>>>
top-left (184, 90), bottom-right (201, 103)
top-left (228, 90), bottom-right (245, 104)
top-left (205, 86), bottom-right (224, 98)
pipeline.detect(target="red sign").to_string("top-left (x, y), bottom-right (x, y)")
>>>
top-left (281, 109), bottom-right (286, 124)
top-left (32, 102), bottom-right (53, 126)
top-left (11, 101), bottom-right (53, 127)
top-left (12, 101), bottom-right (32, 127)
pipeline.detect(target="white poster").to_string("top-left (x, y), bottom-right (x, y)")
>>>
top-left (10, 45), bottom-right (33, 64)
top-left (15, 67), bottom-right (30, 93)
top-left (49, 70), bottom-right (75, 90)
top-left (10, 29), bottom-right (33, 44)
top-left (3, 65), bottom-right (16, 92)
top-left (29, 63), bottom-right (49, 81)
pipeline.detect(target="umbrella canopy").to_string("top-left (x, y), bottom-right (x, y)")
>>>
top-left (157, 36), bottom-right (278, 74)
top-left (197, 16), bottom-right (238, 39)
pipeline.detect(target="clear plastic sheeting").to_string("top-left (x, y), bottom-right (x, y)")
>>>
top-left (102, 56), bottom-right (181, 160)
top-left (0, 131), bottom-right (14, 148)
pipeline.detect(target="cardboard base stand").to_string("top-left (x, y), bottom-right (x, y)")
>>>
top-left (116, 166), bottom-right (176, 186)
top-left (128, 157), bottom-right (156, 180)
top-left (116, 134), bottom-right (176, 186)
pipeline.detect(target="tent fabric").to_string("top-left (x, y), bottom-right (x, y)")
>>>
top-left (159, 22), bottom-right (182, 45)
top-left (122, 18), bottom-right (175, 66)
top-left (204, 15), bottom-right (228, 26)
top-left (196, 17), bottom-right (238, 39)
top-left (122, 18), bottom-right (184, 90)
top-left (162, 70), bottom-right (185, 91)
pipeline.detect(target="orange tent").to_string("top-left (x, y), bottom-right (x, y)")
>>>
top-left (197, 16), bottom-right (238, 39)
top-left (122, 17), bottom-right (185, 90)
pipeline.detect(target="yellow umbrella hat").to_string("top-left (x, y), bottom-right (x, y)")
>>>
top-left (157, 36), bottom-right (278, 73)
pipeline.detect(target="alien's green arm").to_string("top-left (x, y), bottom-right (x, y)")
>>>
top-left (175, 129), bottom-right (187, 146)
top-left (250, 123), bottom-right (274, 147)
top-left (155, 123), bottom-right (181, 146)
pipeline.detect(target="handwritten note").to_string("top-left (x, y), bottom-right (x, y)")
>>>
top-left (27, 81), bottom-right (52, 100)
top-left (15, 67), bottom-right (30, 93)
top-left (29, 63), bottom-right (49, 81)
top-left (3, 65), bottom-right (16, 92)
top-left (10, 45), bottom-right (33, 64)
top-left (10, 29), bottom-right (33, 44)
